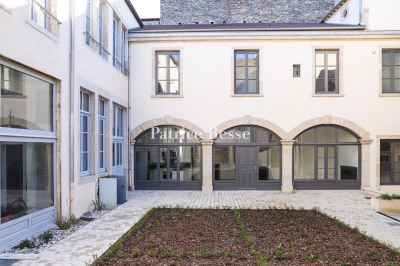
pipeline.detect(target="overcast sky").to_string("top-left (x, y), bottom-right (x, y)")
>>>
top-left (130, 0), bottom-right (160, 18)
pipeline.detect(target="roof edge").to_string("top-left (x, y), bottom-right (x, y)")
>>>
top-left (320, 0), bottom-right (350, 23)
top-left (124, 0), bottom-right (144, 27)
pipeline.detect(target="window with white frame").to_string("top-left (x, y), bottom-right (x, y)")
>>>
top-left (98, 0), bottom-right (104, 56)
top-left (112, 16), bottom-right (119, 70)
top-left (29, 0), bottom-right (61, 35)
top-left (315, 50), bottom-right (339, 94)
top-left (80, 91), bottom-right (91, 175)
top-left (85, 0), bottom-right (92, 46)
top-left (121, 28), bottom-right (126, 75)
top-left (98, 98), bottom-right (106, 172)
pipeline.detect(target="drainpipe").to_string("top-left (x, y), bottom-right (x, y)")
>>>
top-left (127, 41), bottom-right (132, 190)
top-left (69, 0), bottom-right (76, 217)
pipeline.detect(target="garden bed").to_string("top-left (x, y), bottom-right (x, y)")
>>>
top-left (95, 208), bottom-right (400, 265)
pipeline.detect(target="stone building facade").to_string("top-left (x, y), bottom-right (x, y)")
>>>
top-left (160, 0), bottom-right (335, 25)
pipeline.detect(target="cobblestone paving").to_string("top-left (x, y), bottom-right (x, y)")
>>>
top-left (10, 190), bottom-right (400, 265)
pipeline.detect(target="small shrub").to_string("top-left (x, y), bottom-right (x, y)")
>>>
top-left (17, 239), bottom-right (36, 249)
top-left (379, 194), bottom-right (400, 200)
top-left (38, 230), bottom-right (53, 244)
top-left (92, 200), bottom-right (107, 211)
top-left (286, 251), bottom-right (296, 260)
top-left (56, 218), bottom-right (73, 230)
top-left (240, 253), bottom-right (248, 260)
top-left (149, 250), bottom-right (158, 258)
top-left (202, 251), bottom-right (213, 258)
top-left (131, 249), bottom-right (140, 258)
top-left (333, 243), bottom-right (341, 248)
top-left (162, 249), bottom-right (172, 258)
top-left (344, 253), bottom-right (353, 260)
top-left (225, 251), bottom-right (233, 258)
top-left (199, 238), bottom-right (206, 242)
top-left (116, 252), bottom-right (125, 259)
top-left (301, 232), bottom-right (308, 238)
top-left (178, 251), bottom-right (186, 258)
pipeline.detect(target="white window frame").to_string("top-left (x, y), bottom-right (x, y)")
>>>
top-left (80, 91), bottom-right (91, 176)
top-left (98, 98), bottom-right (106, 172)
top-left (85, 0), bottom-right (92, 46)
top-left (121, 28), bottom-right (126, 74)
top-left (112, 105), bottom-right (124, 173)
top-left (98, 0), bottom-right (104, 56)
top-left (112, 16), bottom-right (119, 69)
top-left (30, 0), bottom-right (50, 31)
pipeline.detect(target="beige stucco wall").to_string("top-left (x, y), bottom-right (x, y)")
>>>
top-left (129, 32), bottom-right (400, 191)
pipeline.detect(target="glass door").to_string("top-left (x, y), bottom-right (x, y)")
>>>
top-left (159, 147), bottom-right (178, 180)
top-left (112, 105), bottom-right (124, 175)
top-left (316, 146), bottom-right (336, 180)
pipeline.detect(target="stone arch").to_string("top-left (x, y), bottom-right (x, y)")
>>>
top-left (130, 116), bottom-right (207, 141)
top-left (213, 116), bottom-right (289, 140)
top-left (289, 115), bottom-right (370, 140)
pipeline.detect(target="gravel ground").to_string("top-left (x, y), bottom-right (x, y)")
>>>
top-left (1, 209), bottom-right (111, 255)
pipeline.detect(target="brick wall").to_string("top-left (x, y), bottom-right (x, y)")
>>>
top-left (160, 0), bottom-right (335, 25)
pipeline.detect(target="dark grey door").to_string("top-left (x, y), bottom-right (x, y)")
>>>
top-left (237, 146), bottom-right (257, 189)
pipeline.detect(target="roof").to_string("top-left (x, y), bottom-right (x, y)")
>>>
top-left (320, 0), bottom-right (350, 23)
top-left (124, 0), bottom-right (143, 27)
top-left (129, 22), bottom-right (365, 33)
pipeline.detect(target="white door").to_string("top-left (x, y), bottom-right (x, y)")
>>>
top-left (113, 105), bottom-right (124, 175)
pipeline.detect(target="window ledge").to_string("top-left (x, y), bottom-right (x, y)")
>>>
top-left (378, 93), bottom-right (400, 97)
top-left (25, 18), bottom-right (59, 43)
top-left (151, 94), bottom-right (184, 98)
top-left (79, 174), bottom-right (97, 185)
top-left (231, 94), bottom-right (264, 97)
top-left (312, 94), bottom-right (344, 97)
top-left (0, 4), bottom-right (12, 14)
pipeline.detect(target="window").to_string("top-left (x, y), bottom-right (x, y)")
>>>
top-left (31, 0), bottom-right (50, 30)
top-left (315, 50), bottom-right (338, 94)
top-left (85, 0), bottom-right (92, 46)
top-left (380, 140), bottom-right (400, 184)
top-left (156, 52), bottom-right (180, 94)
top-left (382, 50), bottom-right (400, 93)
top-left (112, 17), bottom-right (118, 69)
top-left (98, 0), bottom-right (104, 56)
top-left (80, 91), bottom-right (90, 176)
top-left (294, 126), bottom-right (360, 189)
top-left (293, 65), bottom-right (301, 77)
top-left (121, 28), bottom-right (126, 75)
top-left (98, 99), bottom-right (106, 172)
top-left (234, 51), bottom-right (259, 94)
top-left (113, 105), bottom-right (123, 175)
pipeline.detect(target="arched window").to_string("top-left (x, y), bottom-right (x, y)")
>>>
top-left (135, 126), bottom-right (201, 190)
top-left (293, 126), bottom-right (360, 189)
top-left (213, 126), bottom-right (281, 190)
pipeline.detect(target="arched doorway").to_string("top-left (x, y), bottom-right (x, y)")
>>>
top-left (213, 126), bottom-right (281, 190)
top-left (293, 125), bottom-right (361, 189)
top-left (134, 126), bottom-right (202, 190)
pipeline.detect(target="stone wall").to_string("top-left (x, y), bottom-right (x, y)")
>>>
top-left (160, 0), bottom-right (335, 25)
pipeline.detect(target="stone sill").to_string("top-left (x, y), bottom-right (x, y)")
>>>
top-left (231, 94), bottom-right (263, 97)
top-left (312, 94), bottom-right (344, 97)
top-left (151, 94), bottom-right (184, 98)
top-left (378, 93), bottom-right (400, 97)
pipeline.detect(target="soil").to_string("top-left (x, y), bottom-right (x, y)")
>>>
top-left (98, 209), bottom-right (400, 266)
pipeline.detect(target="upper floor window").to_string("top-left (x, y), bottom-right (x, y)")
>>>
top-left (380, 140), bottom-right (400, 185)
top-left (382, 50), bottom-right (400, 93)
top-left (30, 0), bottom-right (60, 35)
top-left (156, 52), bottom-right (180, 94)
top-left (98, 98), bottom-right (106, 172)
top-left (112, 16), bottom-right (119, 69)
top-left (315, 50), bottom-right (338, 94)
top-left (234, 51), bottom-right (259, 94)
top-left (121, 28), bottom-right (127, 75)
top-left (98, 0), bottom-right (104, 56)
top-left (85, 0), bottom-right (92, 46)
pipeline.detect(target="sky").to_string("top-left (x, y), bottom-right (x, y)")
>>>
top-left (130, 0), bottom-right (160, 19)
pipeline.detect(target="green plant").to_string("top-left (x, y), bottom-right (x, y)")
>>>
top-left (333, 243), bottom-right (341, 248)
top-left (301, 232), bottom-right (308, 238)
top-left (199, 238), bottom-right (206, 242)
top-left (17, 239), bottom-right (36, 249)
top-left (38, 230), bottom-right (53, 244)
top-left (202, 251), bottom-right (213, 258)
top-left (116, 252), bottom-right (125, 259)
top-left (178, 251), bottom-right (186, 258)
top-left (149, 250), bottom-right (158, 258)
top-left (131, 249), bottom-right (140, 258)
top-left (225, 251), bottom-right (233, 258)
top-left (379, 194), bottom-right (400, 200)
top-left (344, 253), bottom-right (353, 260)
top-left (162, 249), bottom-right (172, 258)
top-left (91, 200), bottom-right (107, 211)
top-left (55, 218), bottom-right (73, 230)
top-left (240, 253), bottom-right (248, 259)
top-left (286, 251), bottom-right (296, 259)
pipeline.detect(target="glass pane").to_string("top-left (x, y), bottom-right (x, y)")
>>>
top-left (318, 146), bottom-right (324, 156)
top-left (235, 80), bottom-right (246, 93)
top-left (394, 173), bottom-right (400, 183)
top-left (169, 81), bottom-right (179, 93)
top-left (82, 132), bottom-right (88, 151)
top-left (1, 65), bottom-right (53, 131)
top-left (382, 66), bottom-right (391, 79)
top-left (395, 66), bottom-right (400, 78)
top-left (82, 93), bottom-right (89, 112)
top-left (380, 163), bottom-right (391, 173)
top-left (317, 127), bottom-right (336, 142)
top-left (170, 68), bottom-right (179, 80)
top-left (248, 53), bottom-right (257, 67)
top-left (248, 67), bottom-right (257, 79)
top-left (338, 146), bottom-right (359, 180)
top-left (316, 67), bottom-right (325, 79)
top-left (316, 53), bottom-right (325, 66)
top-left (215, 146), bottom-right (236, 180)
top-left (83, 153), bottom-right (88, 172)
top-left (236, 67), bottom-right (245, 79)
top-left (136, 147), bottom-right (157, 181)
top-left (255, 128), bottom-right (270, 143)
top-left (338, 128), bottom-right (357, 142)
top-left (35, 0), bottom-right (47, 28)
top-left (382, 52), bottom-right (391, 66)
top-left (157, 68), bottom-right (167, 80)
top-left (235, 53), bottom-right (245, 66)
top-left (328, 79), bottom-right (336, 92)
top-left (296, 129), bottom-right (315, 143)
top-left (258, 146), bottom-right (280, 181)
top-left (316, 79), bottom-right (325, 92)
top-left (328, 147), bottom-right (335, 157)
top-left (317, 169), bottom-right (325, 180)
top-left (395, 79), bottom-right (400, 92)
top-left (157, 54), bottom-right (167, 67)
top-left (170, 54), bottom-right (179, 67)
top-left (82, 115), bottom-right (88, 132)
top-left (236, 126), bottom-right (252, 143)
top-left (328, 158), bottom-right (334, 168)
top-left (328, 169), bottom-right (335, 180)
top-left (328, 67), bottom-right (336, 78)
top-left (159, 147), bottom-right (168, 179)
top-left (99, 119), bottom-right (104, 134)
top-left (394, 52), bottom-right (400, 65)
top-left (248, 80), bottom-right (257, 93)
top-left (381, 141), bottom-right (391, 152)
top-left (179, 146), bottom-right (201, 181)
top-left (318, 158), bottom-right (324, 167)
top-left (382, 79), bottom-right (391, 93)
top-left (294, 146), bottom-right (315, 180)
top-left (157, 81), bottom-right (167, 94)
top-left (99, 100), bottom-right (105, 116)
top-left (0, 142), bottom-right (54, 224)
top-left (394, 142), bottom-right (400, 162)
top-left (380, 172), bottom-right (391, 184)
top-left (327, 52), bottom-right (337, 66)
